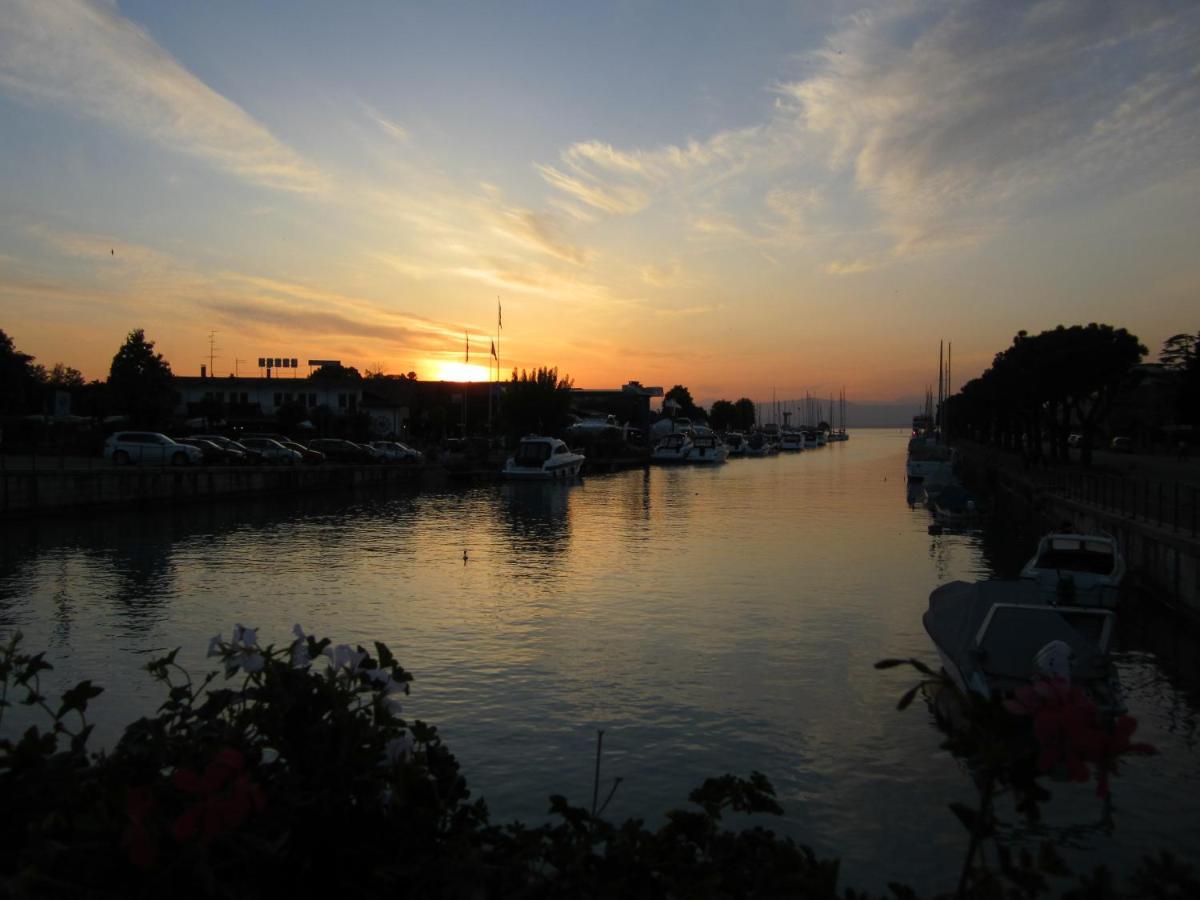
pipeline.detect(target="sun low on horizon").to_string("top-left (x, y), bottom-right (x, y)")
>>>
top-left (0, 1), bottom-right (1197, 406)
top-left (431, 362), bottom-right (493, 384)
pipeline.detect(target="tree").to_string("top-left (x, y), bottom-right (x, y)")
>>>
top-left (108, 329), bottom-right (177, 428)
top-left (708, 399), bottom-right (736, 432)
top-left (1159, 332), bottom-right (1199, 371)
top-left (46, 363), bottom-right (85, 390)
top-left (500, 366), bottom-right (573, 441)
top-left (0, 328), bottom-right (41, 415)
top-left (309, 363), bottom-right (361, 381)
top-left (665, 384), bottom-right (705, 421)
top-left (733, 398), bottom-right (756, 431)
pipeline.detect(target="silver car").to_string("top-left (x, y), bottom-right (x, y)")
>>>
top-left (238, 437), bottom-right (303, 465)
top-left (104, 431), bottom-right (204, 466)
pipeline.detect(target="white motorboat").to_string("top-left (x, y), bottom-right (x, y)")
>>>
top-left (686, 433), bottom-right (728, 464)
top-left (923, 579), bottom-right (1124, 713)
top-left (502, 436), bottom-right (585, 480)
top-left (779, 430), bottom-right (805, 452)
top-left (1020, 533), bottom-right (1126, 609)
top-left (650, 431), bottom-right (694, 464)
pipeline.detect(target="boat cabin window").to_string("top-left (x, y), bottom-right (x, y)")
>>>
top-left (515, 442), bottom-right (552, 464)
top-left (554, 445), bottom-right (569, 455)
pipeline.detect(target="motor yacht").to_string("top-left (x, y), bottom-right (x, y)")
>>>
top-left (502, 436), bottom-right (585, 480)
top-left (651, 431), bottom-right (694, 464)
top-left (686, 433), bottom-right (728, 464)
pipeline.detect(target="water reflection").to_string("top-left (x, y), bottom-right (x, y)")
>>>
top-left (0, 431), bottom-right (1196, 895)
top-left (496, 481), bottom-right (573, 555)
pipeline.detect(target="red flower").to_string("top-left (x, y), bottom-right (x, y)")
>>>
top-left (170, 748), bottom-right (265, 844)
top-left (1004, 675), bottom-right (1155, 797)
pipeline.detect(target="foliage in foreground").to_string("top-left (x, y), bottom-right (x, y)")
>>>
top-left (0, 630), bottom-right (1194, 899)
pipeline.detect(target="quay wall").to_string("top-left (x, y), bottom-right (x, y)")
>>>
top-left (955, 444), bottom-right (1200, 619)
top-left (0, 464), bottom-right (425, 518)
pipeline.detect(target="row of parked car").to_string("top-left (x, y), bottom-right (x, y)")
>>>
top-left (101, 431), bottom-right (424, 466)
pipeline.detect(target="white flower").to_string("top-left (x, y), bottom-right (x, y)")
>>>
top-left (292, 624), bottom-right (307, 642)
top-left (237, 649), bottom-right (265, 673)
top-left (324, 643), bottom-right (367, 673)
top-left (206, 633), bottom-right (223, 658)
top-left (383, 735), bottom-right (411, 765)
top-left (232, 623), bottom-right (258, 649)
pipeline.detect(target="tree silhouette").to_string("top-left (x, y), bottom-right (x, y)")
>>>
top-left (945, 324), bottom-right (1145, 466)
top-left (665, 384), bottom-right (705, 421)
top-left (309, 363), bottom-right (361, 381)
top-left (1159, 332), bottom-right (1199, 371)
top-left (108, 329), bottom-right (177, 428)
top-left (500, 366), bottom-right (574, 441)
top-left (708, 399), bottom-right (736, 432)
top-left (733, 397), bottom-right (756, 431)
top-left (0, 329), bottom-right (41, 415)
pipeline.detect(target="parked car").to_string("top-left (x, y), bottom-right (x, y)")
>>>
top-left (104, 431), bottom-right (203, 466)
top-left (191, 434), bottom-right (255, 464)
top-left (238, 437), bottom-right (303, 465)
top-left (279, 439), bottom-right (324, 464)
top-left (370, 440), bottom-right (423, 463)
top-left (307, 438), bottom-right (372, 463)
top-left (176, 437), bottom-right (231, 464)
top-left (349, 441), bottom-right (384, 462)
top-left (1110, 436), bottom-right (1134, 454)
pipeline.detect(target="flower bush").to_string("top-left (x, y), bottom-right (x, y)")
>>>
top-left (0, 630), bottom-right (1194, 898)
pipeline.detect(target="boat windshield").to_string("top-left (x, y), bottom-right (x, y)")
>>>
top-left (515, 442), bottom-right (552, 464)
top-left (1035, 547), bottom-right (1114, 575)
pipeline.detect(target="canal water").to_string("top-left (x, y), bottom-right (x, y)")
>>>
top-left (1, 429), bottom-right (1197, 892)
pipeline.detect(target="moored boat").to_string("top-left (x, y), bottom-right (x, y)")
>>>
top-left (650, 431), bottom-right (694, 464)
top-left (686, 433), bottom-right (728, 464)
top-left (502, 436), bottom-right (585, 480)
top-left (1020, 532), bottom-right (1126, 609)
top-left (923, 579), bottom-right (1124, 713)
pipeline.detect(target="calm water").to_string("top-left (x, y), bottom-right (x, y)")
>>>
top-left (2, 429), bottom-right (1198, 892)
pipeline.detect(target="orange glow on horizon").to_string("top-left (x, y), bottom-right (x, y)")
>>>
top-left (432, 362), bottom-right (492, 383)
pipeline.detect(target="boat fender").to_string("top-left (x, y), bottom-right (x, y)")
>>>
top-left (1034, 640), bottom-right (1074, 680)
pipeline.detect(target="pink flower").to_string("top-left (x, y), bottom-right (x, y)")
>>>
top-left (1004, 675), bottom-right (1155, 797)
top-left (171, 748), bottom-right (266, 844)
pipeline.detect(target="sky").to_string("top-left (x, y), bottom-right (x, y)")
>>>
top-left (1, 0), bottom-right (1197, 406)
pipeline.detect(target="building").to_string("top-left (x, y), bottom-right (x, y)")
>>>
top-left (174, 374), bottom-right (365, 423)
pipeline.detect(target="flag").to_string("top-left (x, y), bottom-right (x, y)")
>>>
top-left (490, 339), bottom-right (497, 359)
top-left (465, 330), bottom-right (469, 363)
top-left (498, 298), bottom-right (502, 329)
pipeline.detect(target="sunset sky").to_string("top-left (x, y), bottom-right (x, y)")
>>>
top-left (1, 1), bottom-right (1197, 405)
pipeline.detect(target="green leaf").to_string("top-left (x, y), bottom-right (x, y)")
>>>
top-left (896, 685), bottom-right (920, 710)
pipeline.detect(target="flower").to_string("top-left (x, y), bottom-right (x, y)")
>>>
top-left (1004, 674), bottom-right (1155, 797)
top-left (383, 735), bottom-right (411, 766)
top-left (232, 623), bottom-right (258, 649)
top-left (171, 748), bottom-right (266, 844)
top-left (325, 643), bottom-right (367, 673)
top-left (206, 633), bottom-right (223, 658)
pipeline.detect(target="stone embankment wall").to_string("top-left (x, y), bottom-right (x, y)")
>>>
top-left (1, 464), bottom-right (424, 517)
top-left (955, 444), bottom-right (1200, 620)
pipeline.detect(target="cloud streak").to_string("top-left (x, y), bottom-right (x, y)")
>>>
top-left (0, 0), bottom-right (326, 193)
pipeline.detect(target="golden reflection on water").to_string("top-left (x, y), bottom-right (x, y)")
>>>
top-left (1, 429), bottom-right (1197, 893)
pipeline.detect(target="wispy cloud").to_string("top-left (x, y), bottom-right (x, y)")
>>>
top-left (780, 0), bottom-right (1199, 253)
top-left (0, 0), bottom-right (326, 193)
top-left (534, 1), bottom-right (1199, 265)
